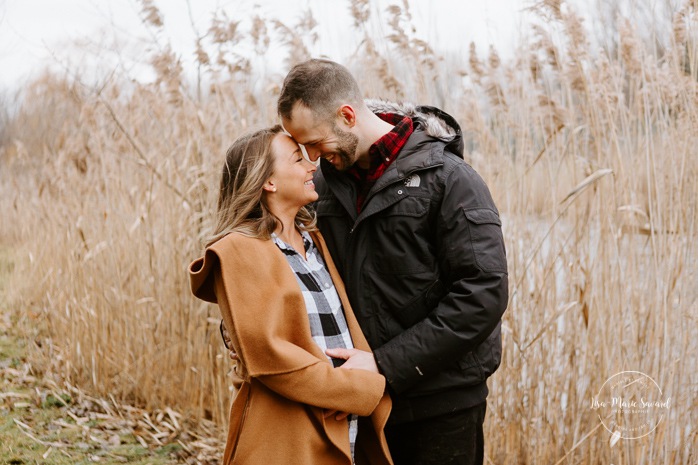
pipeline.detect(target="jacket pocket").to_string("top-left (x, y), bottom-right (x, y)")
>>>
top-left (372, 196), bottom-right (433, 274)
top-left (463, 208), bottom-right (507, 274)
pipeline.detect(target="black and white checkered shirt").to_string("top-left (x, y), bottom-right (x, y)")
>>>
top-left (272, 230), bottom-right (358, 461)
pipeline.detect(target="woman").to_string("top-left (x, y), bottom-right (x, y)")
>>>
top-left (189, 125), bottom-right (392, 465)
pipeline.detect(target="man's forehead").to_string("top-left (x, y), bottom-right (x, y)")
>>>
top-left (283, 110), bottom-right (330, 141)
top-left (286, 103), bottom-right (324, 129)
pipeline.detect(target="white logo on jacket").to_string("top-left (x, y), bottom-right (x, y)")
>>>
top-left (404, 174), bottom-right (421, 187)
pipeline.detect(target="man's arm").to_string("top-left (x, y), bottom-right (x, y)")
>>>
top-left (372, 161), bottom-right (508, 394)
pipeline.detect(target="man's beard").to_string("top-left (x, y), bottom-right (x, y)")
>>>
top-left (332, 123), bottom-right (359, 171)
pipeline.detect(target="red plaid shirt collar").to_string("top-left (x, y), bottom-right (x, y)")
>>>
top-left (347, 113), bottom-right (414, 212)
top-left (348, 114), bottom-right (413, 180)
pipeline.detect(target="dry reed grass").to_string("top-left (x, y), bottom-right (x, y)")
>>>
top-left (0, 1), bottom-right (696, 463)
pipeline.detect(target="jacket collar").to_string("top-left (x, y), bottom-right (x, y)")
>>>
top-left (369, 128), bottom-right (443, 191)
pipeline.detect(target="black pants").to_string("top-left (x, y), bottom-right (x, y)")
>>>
top-left (384, 402), bottom-right (486, 465)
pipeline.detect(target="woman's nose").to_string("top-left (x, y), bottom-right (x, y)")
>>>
top-left (304, 158), bottom-right (317, 172)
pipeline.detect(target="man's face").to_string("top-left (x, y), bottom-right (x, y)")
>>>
top-left (282, 103), bottom-right (359, 171)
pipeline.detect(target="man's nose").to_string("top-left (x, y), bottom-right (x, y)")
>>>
top-left (304, 146), bottom-right (321, 162)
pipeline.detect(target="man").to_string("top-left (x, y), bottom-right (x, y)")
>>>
top-left (226, 59), bottom-right (508, 464)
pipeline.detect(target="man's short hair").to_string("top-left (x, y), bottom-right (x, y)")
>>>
top-left (278, 59), bottom-right (363, 123)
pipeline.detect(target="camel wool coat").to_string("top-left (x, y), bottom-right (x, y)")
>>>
top-left (189, 230), bottom-right (393, 465)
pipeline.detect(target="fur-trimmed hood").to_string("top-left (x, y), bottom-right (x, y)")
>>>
top-left (365, 99), bottom-right (464, 158)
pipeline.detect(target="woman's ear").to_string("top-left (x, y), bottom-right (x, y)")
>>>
top-left (263, 179), bottom-right (277, 193)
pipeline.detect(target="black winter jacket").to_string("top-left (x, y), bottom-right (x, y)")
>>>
top-left (313, 100), bottom-right (508, 424)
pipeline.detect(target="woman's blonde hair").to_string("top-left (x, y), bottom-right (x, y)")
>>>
top-left (205, 125), bottom-right (317, 247)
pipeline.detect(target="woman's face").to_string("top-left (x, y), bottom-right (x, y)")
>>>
top-left (268, 133), bottom-right (318, 209)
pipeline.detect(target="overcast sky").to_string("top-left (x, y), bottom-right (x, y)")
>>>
top-left (0, 0), bottom-right (534, 91)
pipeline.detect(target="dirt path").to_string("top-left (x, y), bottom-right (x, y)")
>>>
top-left (0, 248), bottom-right (221, 464)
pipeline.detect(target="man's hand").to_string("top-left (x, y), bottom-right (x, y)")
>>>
top-left (220, 320), bottom-right (238, 360)
top-left (325, 348), bottom-right (379, 373)
top-left (323, 348), bottom-right (379, 421)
